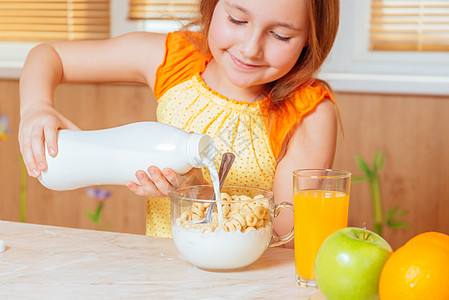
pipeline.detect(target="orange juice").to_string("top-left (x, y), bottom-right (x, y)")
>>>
top-left (294, 190), bottom-right (349, 281)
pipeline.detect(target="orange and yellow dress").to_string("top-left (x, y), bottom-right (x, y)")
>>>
top-left (146, 31), bottom-right (332, 237)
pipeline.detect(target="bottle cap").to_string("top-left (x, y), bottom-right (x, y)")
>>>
top-left (186, 134), bottom-right (216, 168)
top-left (0, 240), bottom-right (5, 252)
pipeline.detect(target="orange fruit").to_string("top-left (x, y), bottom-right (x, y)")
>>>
top-left (379, 231), bottom-right (449, 300)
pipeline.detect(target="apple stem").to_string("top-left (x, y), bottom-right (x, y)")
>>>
top-left (363, 222), bottom-right (367, 240)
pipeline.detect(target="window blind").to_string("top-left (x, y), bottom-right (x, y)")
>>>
top-left (0, 0), bottom-right (110, 42)
top-left (370, 0), bottom-right (449, 51)
top-left (128, 0), bottom-right (197, 21)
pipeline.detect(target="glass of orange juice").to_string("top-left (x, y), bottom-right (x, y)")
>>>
top-left (293, 169), bottom-right (351, 288)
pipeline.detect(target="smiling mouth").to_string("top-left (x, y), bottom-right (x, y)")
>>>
top-left (230, 54), bottom-right (261, 70)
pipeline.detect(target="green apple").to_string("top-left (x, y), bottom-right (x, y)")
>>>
top-left (315, 227), bottom-right (392, 300)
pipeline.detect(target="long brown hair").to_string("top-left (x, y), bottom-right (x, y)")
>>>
top-left (186, 0), bottom-right (340, 105)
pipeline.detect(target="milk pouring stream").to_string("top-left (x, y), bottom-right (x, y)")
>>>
top-left (38, 122), bottom-right (217, 191)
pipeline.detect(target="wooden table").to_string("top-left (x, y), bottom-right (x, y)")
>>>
top-left (0, 220), bottom-right (324, 299)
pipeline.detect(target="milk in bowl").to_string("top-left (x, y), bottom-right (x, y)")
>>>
top-left (170, 185), bottom-right (293, 270)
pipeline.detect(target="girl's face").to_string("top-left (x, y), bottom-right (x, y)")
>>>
top-left (207, 0), bottom-right (309, 90)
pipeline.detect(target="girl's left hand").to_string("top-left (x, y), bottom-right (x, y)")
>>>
top-left (126, 166), bottom-right (206, 198)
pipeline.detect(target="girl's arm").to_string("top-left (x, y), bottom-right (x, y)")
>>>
top-left (19, 32), bottom-right (166, 177)
top-left (272, 99), bottom-right (338, 248)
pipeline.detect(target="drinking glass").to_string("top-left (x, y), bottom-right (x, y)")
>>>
top-left (293, 169), bottom-right (351, 288)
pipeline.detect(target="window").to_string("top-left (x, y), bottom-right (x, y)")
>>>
top-left (0, 0), bottom-right (191, 78)
top-left (128, 0), bottom-right (197, 33)
top-left (0, 0), bottom-right (111, 78)
top-left (369, 0), bottom-right (449, 52)
top-left (319, 0), bottom-right (449, 96)
top-left (0, 0), bottom-right (110, 42)
top-left (1, 0), bottom-right (448, 96)
top-left (128, 0), bottom-right (196, 21)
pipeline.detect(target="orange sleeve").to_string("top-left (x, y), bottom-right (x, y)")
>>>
top-left (259, 81), bottom-right (334, 158)
top-left (154, 31), bottom-right (211, 100)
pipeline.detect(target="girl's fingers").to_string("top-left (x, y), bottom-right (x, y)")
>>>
top-left (136, 170), bottom-right (166, 197)
top-left (163, 167), bottom-right (207, 188)
top-left (162, 168), bottom-right (185, 188)
top-left (22, 144), bottom-right (39, 177)
top-left (65, 119), bottom-right (81, 131)
top-left (148, 166), bottom-right (175, 196)
top-left (126, 180), bottom-right (152, 197)
top-left (43, 123), bottom-right (58, 157)
top-left (30, 127), bottom-right (47, 172)
top-left (128, 167), bottom-right (196, 198)
top-left (18, 126), bottom-right (36, 176)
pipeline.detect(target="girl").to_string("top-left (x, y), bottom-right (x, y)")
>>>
top-left (19, 0), bottom-right (340, 241)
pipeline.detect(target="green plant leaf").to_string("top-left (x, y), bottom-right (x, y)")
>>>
top-left (94, 202), bottom-right (104, 219)
top-left (392, 209), bottom-right (407, 219)
top-left (373, 150), bottom-right (386, 173)
top-left (355, 155), bottom-right (373, 176)
top-left (85, 210), bottom-right (100, 225)
top-left (352, 176), bottom-right (368, 182)
top-left (385, 205), bottom-right (409, 229)
top-left (385, 205), bottom-right (398, 220)
top-left (388, 221), bottom-right (410, 229)
top-left (377, 153), bottom-right (386, 171)
top-left (85, 210), bottom-right (94, 220)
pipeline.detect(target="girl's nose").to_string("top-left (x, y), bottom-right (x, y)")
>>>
top-left (240, 30), bottom-right (263, 59)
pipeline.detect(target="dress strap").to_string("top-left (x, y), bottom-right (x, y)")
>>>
top-left (154, 31), bottom-right (211, 99)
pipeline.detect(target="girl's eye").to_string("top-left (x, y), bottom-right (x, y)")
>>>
top-left (272, 32), bottom-right (291, 42)
top-left (228, 15), bottom-right (246, 25)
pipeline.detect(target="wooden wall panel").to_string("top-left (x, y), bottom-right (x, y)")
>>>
top-left (1, 79), bottom-right (448, 250)
top-left (333, 92), bottom-right (449, 249)
top-left (1, 81), bottom-right (156, 235)
top-left (0, 80), bottom-right (21, 222)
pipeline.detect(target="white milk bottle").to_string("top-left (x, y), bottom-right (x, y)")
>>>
top-left (38, 122), bottom-right (216, 191)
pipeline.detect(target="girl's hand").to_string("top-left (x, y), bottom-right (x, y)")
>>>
top-left (126, 166), bottom-right (207, 198)
top-left (18, 103), bottom-right (80, 178)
